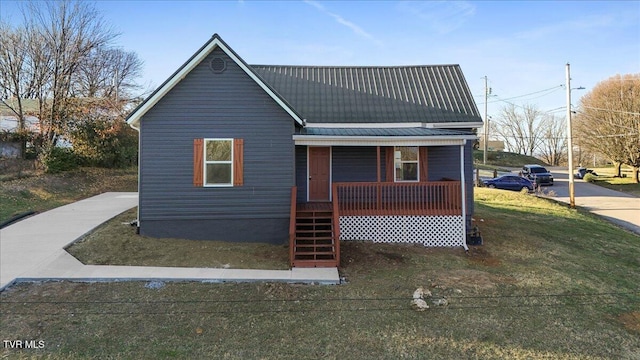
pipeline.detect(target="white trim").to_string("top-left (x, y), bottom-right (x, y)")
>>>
top-left (426, 121), bottom-right (484, 129)
top-left (393, 146), bottom-right (419, 182)
top-left (127, 37), bottom-right (304, 128)
top-left (306, 146), bottom-right (332, 202)
top-left (293, 135), bottom-right (473, 147)
top-left (305, 122), bottom-right (483, 129)
top-left (460, 142), bottom-right (468, 251)
top-left (203, 138), bottom-right (234, 187)
top-left (307, 122), bottom-right (424, 128)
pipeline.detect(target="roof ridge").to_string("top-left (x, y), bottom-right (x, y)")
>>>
top-left (250, 64), bottom-right (461, 69)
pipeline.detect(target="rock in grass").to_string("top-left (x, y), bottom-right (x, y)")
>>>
top-left (432, 298), bottom-right (448, 306)
top-left (411, 287), bottom-right (432, 311)
top-left (411, 298), bottom-right (429, 311)
top-left (144, 281), bottom-right (165, 289)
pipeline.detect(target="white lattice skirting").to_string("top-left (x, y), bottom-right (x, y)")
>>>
top-left (339, 215), bottom-right (464, 247)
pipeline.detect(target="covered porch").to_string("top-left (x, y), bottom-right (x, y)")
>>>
top-left (289, 127), bottom-right (476, 267)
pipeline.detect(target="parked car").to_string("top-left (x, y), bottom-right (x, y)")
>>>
top-left (520, 164), bottom-right (554, 186)
top-left (483, 175), bottom-right (534, 192)
top-left (575, 167), bottom-right (598, 179)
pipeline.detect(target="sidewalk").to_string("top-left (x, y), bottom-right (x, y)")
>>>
top-left (0, 193), bottom-right (339, 290)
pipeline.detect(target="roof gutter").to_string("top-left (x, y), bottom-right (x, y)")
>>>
top-left (292, 134), bottom-right (476, 146)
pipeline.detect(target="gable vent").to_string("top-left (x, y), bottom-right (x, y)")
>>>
top-left (210, 57), bottom-right (226, 73)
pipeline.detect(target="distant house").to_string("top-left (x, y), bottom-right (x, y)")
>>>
top-left (478, 139), bottom-right (505, 152)
top-left (126, 34), bottom-right (483, 267)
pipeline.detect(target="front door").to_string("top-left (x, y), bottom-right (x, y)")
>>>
top-left (308, 147), bottom-right (331, 201)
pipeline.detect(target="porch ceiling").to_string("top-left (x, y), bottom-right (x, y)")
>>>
top-left (293, 127), bottom-right (476, 146)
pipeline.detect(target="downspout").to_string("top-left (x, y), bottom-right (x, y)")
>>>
top-left (460, 141), bottom-right (468, 251)
top-left (130, 121), bottom-right (141, 234)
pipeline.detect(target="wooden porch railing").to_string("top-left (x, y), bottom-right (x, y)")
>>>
top-left (333, 181), bottom-right (461, 216)
top-left (331, 185), bottom-right (341, 267)
top-left (288, 186), bottom-right (297, 267)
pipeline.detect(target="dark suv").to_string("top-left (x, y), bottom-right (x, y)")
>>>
top-left (520, 164), bottom-right (554, 186)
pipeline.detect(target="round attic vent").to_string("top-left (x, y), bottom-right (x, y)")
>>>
top-left (210, 57), bottom-right (226, 73)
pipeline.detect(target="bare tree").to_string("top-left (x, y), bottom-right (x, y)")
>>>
top-left (574, 74), bottom-right (640, 182)
top-left (538, 114), bottom-right (566, 166)
top-left (0, 24), bottom-right (28, 129)
top-left (74, 46), bottom-right (143, 100)
top-left (13, 0), bottom-right (116, 151)
top-left (492, 103), bottom-right (546, 156)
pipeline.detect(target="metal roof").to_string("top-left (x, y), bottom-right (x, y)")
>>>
top-left (251, 65), bottom-right (482, 124)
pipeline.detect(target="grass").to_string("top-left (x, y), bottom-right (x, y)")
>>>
top-left (0, 167), bottom-right (138, 223)
top-left (473, 150), bottom-right (547, 169)
top-left (67, 208), bottom-right (289, 270)
top-left (2, 188), bottom-right (638, 359)
top-left (588, 167), bottom-right (640, 197)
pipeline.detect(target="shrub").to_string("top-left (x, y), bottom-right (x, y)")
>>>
top-left (71, 118), bottom-right (138, 168)
top-left (583, 173), bottom-right (596, 183)
top-left (41, 147), bottom-right (79, 173)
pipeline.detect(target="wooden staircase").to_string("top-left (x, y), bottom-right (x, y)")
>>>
top-left (291, 203), bottom-right (339, 267)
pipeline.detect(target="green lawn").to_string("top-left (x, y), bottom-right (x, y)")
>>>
top-left (589, 167), bottom-right (640, 197)
top-left (1, 188), bottom-right (638, 359)
top-left (67, 208), bottom-right (290, 270)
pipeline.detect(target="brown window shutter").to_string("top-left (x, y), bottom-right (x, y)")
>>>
top-left (419, 147), bottom-right (428, 182)
top-left (193, 139), bottom-right (204, 186)
top-left (385, 146), bottom-right (394, 182)
top-left (233, 138), bottom-right (244, 186)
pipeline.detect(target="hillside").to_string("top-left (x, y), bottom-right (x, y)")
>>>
top-left (473, 150), bottom-right (547, 169)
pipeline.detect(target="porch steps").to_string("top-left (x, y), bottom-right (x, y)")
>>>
top-left (292, 206), bottom-right (338, 268)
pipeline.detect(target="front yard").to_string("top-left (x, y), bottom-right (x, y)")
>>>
top-left (1, 188), bottom-right (638, 359)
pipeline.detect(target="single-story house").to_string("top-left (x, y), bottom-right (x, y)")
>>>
top-left (126, 34), bottom-right (483, 268)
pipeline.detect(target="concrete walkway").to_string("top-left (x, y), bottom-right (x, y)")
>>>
top-left (0, 192), bottom-right (340, 290)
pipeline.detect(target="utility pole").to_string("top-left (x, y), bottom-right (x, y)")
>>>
top-left (566, 63), bottom-right (575, 208)
top-left (483, 76), bottom-right (489, 165)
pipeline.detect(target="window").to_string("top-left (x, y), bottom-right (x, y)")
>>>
top-left (193, 138), bottom-right (243, 187)
top-left (205, 139), bottom-right (233, 186)
top-left (394, 146), bottom-right (419, 182)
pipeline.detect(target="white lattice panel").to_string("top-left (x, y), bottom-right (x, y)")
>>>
top-left (339, 215), bottom-right (464, 247)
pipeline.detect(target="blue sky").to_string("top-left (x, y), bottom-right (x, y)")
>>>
top-left (2, 0), bottom-right (639, 119)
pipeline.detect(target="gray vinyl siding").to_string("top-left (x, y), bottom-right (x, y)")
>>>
top-left (332, 146), bottom-right (380, 182)
top-left (427, 142), bottom-right (474, 222)
top-left (295, 146), bottom-right (307, 203)
top-left (138, 47), bottom-right (295, 244)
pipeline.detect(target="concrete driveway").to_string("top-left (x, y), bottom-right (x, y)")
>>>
top-left (548, 170), bottom-right (640, 235)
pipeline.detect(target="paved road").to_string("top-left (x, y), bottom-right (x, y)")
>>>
top-left (548, 169), bottom-right (640, 235)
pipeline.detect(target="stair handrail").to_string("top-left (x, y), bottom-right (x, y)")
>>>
top-left (289, 186), bottom-right (297, 268)
top-left (332, 183), bottom-right (340, 267)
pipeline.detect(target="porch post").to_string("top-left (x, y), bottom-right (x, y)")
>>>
top-left (376, 146), bottom-right (382, 209)
top-left (460, 142), bottom-right (468, 250)
top-left (376, 146), bottom-right (381, 182)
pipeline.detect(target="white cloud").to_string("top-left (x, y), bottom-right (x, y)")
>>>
top-left (398, 0), bottom-right (476, 34)
top-left (515, 14), bottom-right (615, 40)
top-left (304, 0), bottom-right (383, 46)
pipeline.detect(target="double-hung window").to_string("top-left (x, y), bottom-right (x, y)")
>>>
top-left (205, 139), bottom-right (233, 186)
top-left (193, 138), bottom-right (244, 187)
top-left (394, 146), bottom-right (419, 182)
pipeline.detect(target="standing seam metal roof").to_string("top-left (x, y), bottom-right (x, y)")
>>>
top-left (251, 65), bottom-right (482, 125)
